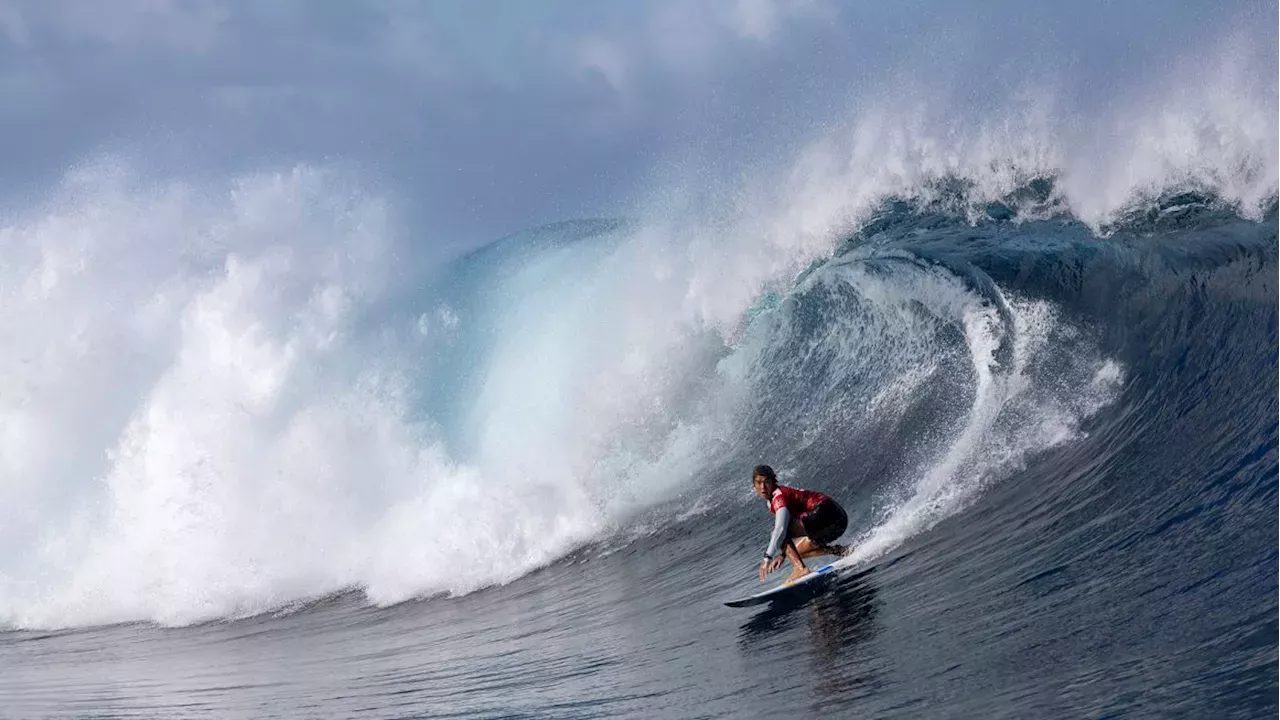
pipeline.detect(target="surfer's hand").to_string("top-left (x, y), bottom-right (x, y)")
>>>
top-left (760, 556), bottom-right (784, 580)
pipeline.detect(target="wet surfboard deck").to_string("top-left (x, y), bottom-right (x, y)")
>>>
top-left (723, 563), bottom-right (839, 607)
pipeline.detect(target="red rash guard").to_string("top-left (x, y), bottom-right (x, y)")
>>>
top-left (769, 485), bottom-right (829, 515)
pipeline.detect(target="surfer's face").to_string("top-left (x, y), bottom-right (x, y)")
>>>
top-left (753, 475), bottom-right (774, 499)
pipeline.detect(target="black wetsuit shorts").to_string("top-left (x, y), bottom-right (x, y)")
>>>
top-left (800, 499), bottom-right (848, 546)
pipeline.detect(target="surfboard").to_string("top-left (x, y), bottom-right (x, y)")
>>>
top-left (723, 563), bottom-right (839, 607)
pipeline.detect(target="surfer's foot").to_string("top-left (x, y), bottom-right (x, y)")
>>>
top-left (786, 567), bottom-right (812, 583)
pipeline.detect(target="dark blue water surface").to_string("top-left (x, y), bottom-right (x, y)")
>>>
top-left (2, 192), bottom-right (1275, 719)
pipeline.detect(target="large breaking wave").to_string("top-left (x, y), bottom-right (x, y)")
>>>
top-left (0, 41), bottom-right (1275, 628)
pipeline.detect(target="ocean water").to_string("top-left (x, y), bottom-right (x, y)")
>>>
top-left (1, 14), bottom-right (1278, 720)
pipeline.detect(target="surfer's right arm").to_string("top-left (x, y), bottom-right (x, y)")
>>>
top-left (765, 505), bottom-right (790, 558)
top-left (758, 506), bottom-right (791, 580)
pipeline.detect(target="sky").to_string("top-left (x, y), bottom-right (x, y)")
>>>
top-left (0, 0), bottom-right (1274, 252)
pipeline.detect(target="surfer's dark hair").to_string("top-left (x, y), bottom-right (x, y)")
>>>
top-left (752, 465), bottom-right (777, 484)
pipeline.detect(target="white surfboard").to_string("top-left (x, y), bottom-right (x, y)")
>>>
top-left (723, 563), bottom-right (839, 607)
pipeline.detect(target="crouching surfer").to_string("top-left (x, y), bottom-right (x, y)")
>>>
top-left (753, 464), bottom-right (849, 583)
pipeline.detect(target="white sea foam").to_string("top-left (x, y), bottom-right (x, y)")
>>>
top-left (838, 290), bottom-right (1125, 570)
top-left (0, 164), bottom-right (741, 628)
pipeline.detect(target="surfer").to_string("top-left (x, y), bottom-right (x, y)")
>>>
top-left (753, 464), bottom-right (849, 583)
